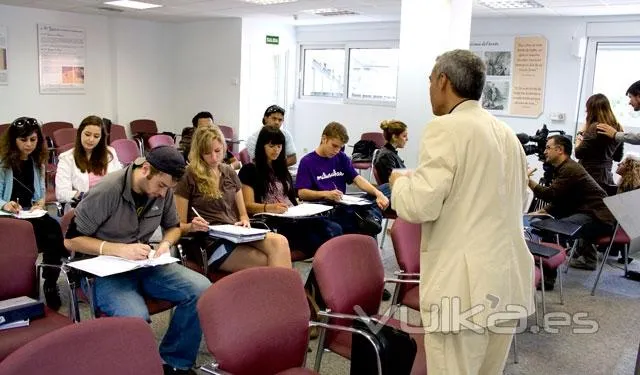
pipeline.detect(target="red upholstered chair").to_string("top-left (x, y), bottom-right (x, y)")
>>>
top-left (148, 134), bottom-right (175, 148)
top-left (0, 317), bottom-right (163, 375)
top-left (42, 122), bottom-right (73, 148)
top-left (311, 234), bottom-right (426, 375)
top-left (389, 218), bottom-right (421, 312)
top-left (591, 224), bottom-right (631, 295)
top-left (52, 128), bottom-right (77, 149)
top-left (0, 218), bottom-right (72, 361)
top-left (352, 132), bottom-right (385, 181)
top-left (110, 139), bottom-right (141, 165)
top-left (239, 148), bottom-right (251, 165)
top-left (56, 142), bottom-right (74, 155)
top-left (130, 119), bottom-right (158, 153)
top-left (108, 124), bottom-right (127, 143)
top-left (197, 267), bottom-right (319, 375)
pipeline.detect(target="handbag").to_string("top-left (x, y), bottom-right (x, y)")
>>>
top-left (350, 317), bottom-right (417, 375)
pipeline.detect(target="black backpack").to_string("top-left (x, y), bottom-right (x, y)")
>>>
top-left (352, 140), bottom-right (378, 162)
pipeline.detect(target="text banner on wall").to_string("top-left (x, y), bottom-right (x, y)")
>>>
top-left (0, 25), bottom-right (7, 85)
top-left (470, 35), bottom-right (547, 118)
top-left (37, 24), bottom-right (85, 94)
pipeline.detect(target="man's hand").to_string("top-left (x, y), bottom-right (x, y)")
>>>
top-left (118, 243), bottom-right (152, 260)
top-left (2, 201), bottom-right (21, 214)
top-left (596, 123), bottom-right (617, 139)
top-left (190, 216), bottom-right (209, 232)
top-left (375, 192), bottom-right (389, 210)
top-left (30, 201), bottom-right (45, 212)
top-left (153, 240), bottom-right (172, 258)
top-left (324, 189), bottom-right (343, 202)
top-left (527, 167), bottom-right (537, 178)
top-left (389, 169), bottom-right (411, 188)
top-left (267, 203), bottom-right (288, 214)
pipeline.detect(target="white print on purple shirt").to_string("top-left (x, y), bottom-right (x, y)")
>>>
top-left (316, 169), bottom-right (345, 181)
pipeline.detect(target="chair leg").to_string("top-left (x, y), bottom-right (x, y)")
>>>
top-left (591, 227), bottom-right (618, 296)
top-left (534, 289), bottom-right (540, 329)
top-left (624, 244), bottom-right (629, 276)
top-left (380, 218), bottom-right (389, 249)
top-left (558, 264), bottom-right (564, 305)
top-left (512, 334), bottom-right (519, 364)
top-left (538, 258), bottom-right (546, 326)
top-left (313, 315), bottom-right (329, 373)
top-left (564, 240), bottom-right (579, 274)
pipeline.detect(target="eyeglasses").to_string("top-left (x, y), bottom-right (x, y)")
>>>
top-left (11, 117), bottom-right (39, 129)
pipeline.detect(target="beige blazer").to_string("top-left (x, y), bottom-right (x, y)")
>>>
top-left (392, 100), bottom-right (534, 332)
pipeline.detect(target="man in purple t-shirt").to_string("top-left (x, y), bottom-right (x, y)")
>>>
top-left (296, 122), bottom-right (389, 235)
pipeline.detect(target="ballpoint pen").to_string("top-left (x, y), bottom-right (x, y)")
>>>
top-left (191, 207), bottom-right (203, 219)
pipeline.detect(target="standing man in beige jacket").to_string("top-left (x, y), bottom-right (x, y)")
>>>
top-left (390, 49), bottom-right (534, 375)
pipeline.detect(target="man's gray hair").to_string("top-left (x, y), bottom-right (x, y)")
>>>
top-left (432, 49), bottom-right (486, 101)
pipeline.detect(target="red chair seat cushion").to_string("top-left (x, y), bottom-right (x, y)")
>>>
top-left (352, 162), bottom-right (371, 170)
top-left (596, 228), bottom-right (630, 246)
top-left (326, 316), bottom-right (426, 375)
top-left (275, 368), bottom-right (319, 375)
top-left (532, 242), bottom-right (566, 269)
top-left (0, 309), bottom-right (72, 361)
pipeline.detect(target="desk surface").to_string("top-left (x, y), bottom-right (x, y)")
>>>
top-left (530, 219), bottom-right (582, 237)
top-left (526, 240), bottom-right (562, 258)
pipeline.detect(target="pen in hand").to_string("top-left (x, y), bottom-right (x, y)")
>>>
top-left (191, 207), bottom-right (209, 232)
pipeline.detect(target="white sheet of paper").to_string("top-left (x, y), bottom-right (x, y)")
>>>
top-left (208, 224), bottom-right (269, 236)
top-left (14, 209), bottom-right (47, 219)
top-left (255, 203), bottom-right (332, 218)
top-left (339, 195), bottom-right (371, 206)
top-left (67, 253), bottom-right (179, 277)
top-left (0, 319), bottom-right (29, 331)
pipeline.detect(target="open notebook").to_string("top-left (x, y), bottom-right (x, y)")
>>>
top-left (208, 224), bottom-right (269, 243)
top-left (0, 209), bottom-right (47, 219)
top-left (339, 195), bottom-right (371, 206)
top-left (67, 253), bottom-right (179, 277)
top-left (254, 203), bottom-right (332, 218)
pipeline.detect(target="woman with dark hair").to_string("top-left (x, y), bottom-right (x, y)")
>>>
top-left (0, 117), bottom-right (66, 309)
top-left (55, 115), bottom-right (121, 207)
top-left (374, 119), bottom-right (408, 184)
top-left (575, 93), bottom-right (624, 188)
top-left (239, 126), bottom-right (342, 258)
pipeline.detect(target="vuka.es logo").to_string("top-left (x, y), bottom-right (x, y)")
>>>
top-left (353, 294), bottom-right (599, 335)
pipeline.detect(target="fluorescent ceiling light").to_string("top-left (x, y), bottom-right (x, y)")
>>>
top-left (478, 0), bottom-right (543, 9)
top-left (243, 0), bottom-right (298, 5)
top-left (301, 8), bottom-right (358, 16)
top-left (103, 0), bottom-right (162, 10)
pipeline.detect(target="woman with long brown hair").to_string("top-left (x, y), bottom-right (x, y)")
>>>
top-left (55, 115), bottom-right (121, 206)
top-left (0, 117), bottom-right (66, 309)
top-left (575, 93), bottom-right (624, 188)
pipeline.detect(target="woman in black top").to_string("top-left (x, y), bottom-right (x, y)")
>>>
top-left (575, 93), bottom-right (623, 189)
top-left (374, 120), bottom-right (408, 185)
top-left (239, 127), bottom-right (342, 258)
top-left (0, 117), bottom-right (66, 310)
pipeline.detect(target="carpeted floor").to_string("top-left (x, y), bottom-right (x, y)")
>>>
top-left (53, 229), bottom-right (640, 375)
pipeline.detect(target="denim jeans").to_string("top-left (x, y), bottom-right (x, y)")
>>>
top-left (90, 263), bottom-right (211, 370)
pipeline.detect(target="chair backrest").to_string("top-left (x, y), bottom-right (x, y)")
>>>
top-left (56, 143), bottom-right (74, 155)
top-left (0, 123), bottom-right (9, 136)
top-left (217, 125), bottom-right (234, 140)
top-left (42, 122), bottom-right (73, 147)
top-left (130, 119), bottom-right (158, 135)
top-left (108, 124), bottom-right (127, 143)
top-left (197, 267), bottom-right (310, 374)
top-left (361, 132), bottom-right (385, 148)
top-left (148, 134), bottom-right (174, 149)
top-left (0, 218), bottom-right (38, 300)
top-left (52, 128), bottom-right (77, 148)
top-left (238, 148), bottom-right (251, 165)
top-left (313, 234), bottom-right (385, 317)
top-left (0, 317), bottom-right (164, 375)
top-left (390, 218), bottom-right (421, 274)
top-left (110, 139), bottom-right (141, 165)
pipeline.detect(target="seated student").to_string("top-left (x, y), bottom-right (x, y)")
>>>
top-left (374, 119), bottom-right (408, 185)
top-left (0, 117), bottom-right (67, 310)
top-left (179, 111), bottom-right (241, 170)
top-left (239, 126), bottom-right (342, 258)
top-left (246, 105), bottom-right (297, 166)
top-left (55, 115), bottom-right (122, 209)
top-left (296, 121), bottom-right (389, 236)
top-left (528, 135), bottom-right (614, 278)
top-left (64, 145), bottom-right (211, 375)
top-left (175, 126), bottom-right (291, 271)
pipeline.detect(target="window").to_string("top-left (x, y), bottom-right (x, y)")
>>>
top-left (348, 48), bottom-right (399, 102)
top-left (302, 48), bottom-right (345, 98)
top-left (300, 44), bottom-right (399, 104)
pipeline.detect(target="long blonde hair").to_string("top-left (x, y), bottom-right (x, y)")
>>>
top-left (188, 126), bottom-right (226, 199)
top-left (618, 153), bottom-right (640, 194)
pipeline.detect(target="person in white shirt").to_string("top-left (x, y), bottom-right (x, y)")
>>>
top-left (245, 105), bottom-right (297, 166)
top-left (55, 115), bottom-right (121, 206)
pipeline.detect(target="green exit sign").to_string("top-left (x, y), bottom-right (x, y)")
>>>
top-left (266, 35), bottom-right (279, 45)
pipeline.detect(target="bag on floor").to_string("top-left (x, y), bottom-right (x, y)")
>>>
top-left (350, 317), bottom-right (417, 375)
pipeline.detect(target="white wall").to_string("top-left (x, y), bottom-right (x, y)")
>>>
top-left (173, 18), bottom-right (242, 135)
top-left (239, 17), bottom-right (296, 142)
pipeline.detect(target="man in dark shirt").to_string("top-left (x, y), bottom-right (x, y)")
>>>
top-left (528, 135), bottom-right (614, 271)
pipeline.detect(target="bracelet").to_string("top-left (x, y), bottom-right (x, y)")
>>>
top-left (264, 203), bottom-right (267, 212)
top-left (99, 241), bottom-right (106, 256)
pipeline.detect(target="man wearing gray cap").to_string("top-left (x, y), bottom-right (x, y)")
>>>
top-left (65, 146), bottom-right (211, 375)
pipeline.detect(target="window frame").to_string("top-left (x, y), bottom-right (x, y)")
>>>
top-left (298, 41), bottom-right (400, 107)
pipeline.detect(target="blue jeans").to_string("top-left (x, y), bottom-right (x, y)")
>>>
top-left (90, 263), bottom-right (211, 369)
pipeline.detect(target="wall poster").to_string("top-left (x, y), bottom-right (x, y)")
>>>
top-left (470, 35), bottom-right (547, 118)
top-left (37, 24), bottom-right (85, 94)
top-left (0, 25), bottom-right (7, 85)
